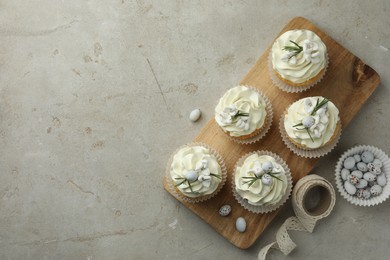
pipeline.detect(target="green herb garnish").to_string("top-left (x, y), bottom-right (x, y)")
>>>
top-left (282, 40), bottom-right (303, 59)
top-left (242, 172), bottom-right (283, 187)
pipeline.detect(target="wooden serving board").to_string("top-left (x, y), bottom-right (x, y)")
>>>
top-left (163, 17), bottom-right (380, 249)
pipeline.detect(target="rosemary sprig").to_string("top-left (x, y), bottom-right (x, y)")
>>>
top-left (210, 173), bottom-right (221, 179)
top-left (242, 172), bottom-right (283, 187)
top-left (175, 172), bottom-right (221, 190)
top-left (234, 111), bottom-right (249, 118)
top-left (282, 40), bottom-right (303, 59)
top-left (311, 98), bottom-right (329, 116)
top-left (306, 128), bottom-right (314, 142)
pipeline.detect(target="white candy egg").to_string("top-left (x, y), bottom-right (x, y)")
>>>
top-left (353, 154), bottom-right (362, 162)
top-left (185, 170), bottom-right (198, 182)
top-left (377, 174), bottom-right (387, 187)
top-left (189, 109), bottom-right (201, 122)
top-left (344, 181), bottom-right (357, 195)
top-left (262, 161), bottom-right (273, 173)
top-left (357, 162), bottom-right (368, 172)
top-left (302, 116), bottom-right (315, 128)
top-left (343, 157), bottom-right (356, 169)
top-left (341, 168), bottom-right (350, 181)
top-left (236, 217), bottom-right (247, 233)
top-left (261, 174), bottom-right (273, 185)
top-left (361, 151), bottom-right (374, 163)
top-left (363, 172), bottom-right (376, 182)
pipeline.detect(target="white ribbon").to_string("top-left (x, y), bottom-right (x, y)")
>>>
top-left (258, 174), bottom-right (336, 259)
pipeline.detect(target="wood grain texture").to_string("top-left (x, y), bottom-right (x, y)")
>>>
top-left (163, 17), bottom-right (380, 249)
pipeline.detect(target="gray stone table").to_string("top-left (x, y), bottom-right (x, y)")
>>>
top-left (0, 1), bottom-right (389, 259)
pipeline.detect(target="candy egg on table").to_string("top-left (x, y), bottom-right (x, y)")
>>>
top-left (351, 170), bottom-right (363, 179)
top-left (189, 109), bottom-right (201, 122)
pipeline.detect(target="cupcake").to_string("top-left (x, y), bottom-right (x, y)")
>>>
top-left (215, 86), bottom-right (271, 143)
top-left (166, 144), bottom-right (226, 203)
top-left (283, 96), bottom-right (341, 151)
top-left (233, 151), bottom-right (292, 213)
top-left (270, 29), bottom-right (328, 91)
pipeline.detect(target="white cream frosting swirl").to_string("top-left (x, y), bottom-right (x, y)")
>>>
top-left (272, 29), bottom-right (327, 83)
top-left (215, 86), bottom-right (267, 137)
top-left (170, 146), bottom-right (222, 198)
top-left (235, 154), bottom-right (287, 206)
top-left (284, 96), bottom-right (339, 149)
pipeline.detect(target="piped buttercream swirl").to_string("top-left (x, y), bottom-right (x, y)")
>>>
top-left (284, 96), bottom-right (339, 149)
top-left (170, 146), bottom-right (222, 198)
top-left (272, 29), bottom-right (327, 84)
top-left (235, 154), bottom-right (287, 206)
top-left (215, 86), bottom-right (267, 137)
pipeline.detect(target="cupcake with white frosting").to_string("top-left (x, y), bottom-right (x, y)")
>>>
top-left (166, 143), bottom-right (227, 203)
top-left (270, 29), bottom-right (328, 91)
top-left (233, 151), bottom-right (292, 213)
top-left (283, 96), bottom-right (341, 151)
top-left (215, 86), bottom-right (272, 143)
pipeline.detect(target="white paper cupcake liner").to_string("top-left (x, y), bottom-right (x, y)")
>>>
top-left (267, 51), bottom-right (329, 93)
top-left (279, 114), bottom-right (342, 158)
top-left (225, 86), bottom-right (273, 145)
top-left (335, 145), bottom-right (390, 207)
top-left (232, 150), bottom-right (293, 214)
top-left (165, 142), bottom-right (227, 204)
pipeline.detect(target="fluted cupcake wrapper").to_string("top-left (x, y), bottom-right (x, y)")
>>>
top-left (267, 51), bottom-right (329, 93)
top-left (279, 113), bottom-right (342, 158)
top-left (232, 150), bottom-right (293, 214)
top-left (165, 142), bottom-right (227, 204)
top-left (225, 86), bottom-right (273, 145)
top-left (335, 145), bottom-right (390, 207)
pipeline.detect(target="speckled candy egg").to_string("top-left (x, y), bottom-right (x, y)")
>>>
top-left (377, 173), bottom-right (387, 187)
top-left (347, 175), bottom-right (359, 185)
top-left (356, 189), bottom-right (365, 199)
top-left (363, 189), bottom-right (371, 199)
top-left (357, 162), bottom-right (368, 172)
top-left (361, 151), bottom-right (374, 163)
top-left (368, 163), bottom-right (381, 175)
top-left (370, 185), bottom-right (383, 196)
top-left (344, 181), bottom-right (357, 195)
top-left (341, 168), bottom-right (350, 181)
top-left (219, 205), bottom-right (232, 217)
top-left (363, 172), bottom-right (376, 182)
top-left (343, 157), bottom-right (356, 169)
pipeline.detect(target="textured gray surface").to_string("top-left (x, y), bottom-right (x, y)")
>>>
top-left (0, 1), bottom-right (389, 259)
